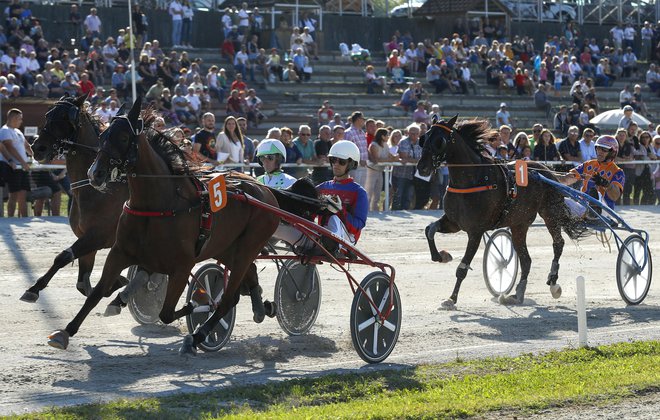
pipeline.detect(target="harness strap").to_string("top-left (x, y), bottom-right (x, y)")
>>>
top-left (446, 184), bottom-right (498, 193)
top-left (123, 202), bottom-right (176, 217)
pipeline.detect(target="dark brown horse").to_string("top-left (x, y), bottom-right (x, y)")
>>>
top-left (21, 94), bottom-right (128, 302)
top-left (47, 98), bottom-right (280, 355)
top-left (417, 116), bottom-right (586, 309)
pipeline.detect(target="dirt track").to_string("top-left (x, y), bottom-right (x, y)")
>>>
top-left (0, 208), bottom-right (658, 415)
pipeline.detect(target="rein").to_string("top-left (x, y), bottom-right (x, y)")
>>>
top-left (122, 200), bottom-right (202, 217)
top-left (446, 184), bottom-right (498, 194)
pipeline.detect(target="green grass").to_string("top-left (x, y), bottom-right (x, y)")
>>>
top-left (7, 341), bottom-right (660, 419)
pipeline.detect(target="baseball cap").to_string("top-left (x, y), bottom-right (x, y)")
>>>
top-left (500, 102), bottom-right (507, 108)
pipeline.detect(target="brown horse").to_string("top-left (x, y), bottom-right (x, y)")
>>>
top-left (47, 98), bottom-right (280, 355)
top-left (417, 116), bottom-right (586, 309)
top-left (21, 94), bottom-right (128, 302)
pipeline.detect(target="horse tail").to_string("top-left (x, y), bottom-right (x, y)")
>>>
top-left (540, 168), bottom-right (589, 241)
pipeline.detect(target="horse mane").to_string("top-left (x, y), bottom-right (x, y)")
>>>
top-left (454, 119), bottom-right (498, 159)
top-left (139, 108), bottom-right (203, 175)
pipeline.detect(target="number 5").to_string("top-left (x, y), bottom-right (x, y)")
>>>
top-left (208, 174), bottom-right (227, 212)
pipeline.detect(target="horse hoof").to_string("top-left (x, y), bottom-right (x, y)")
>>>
top-left (47, 330), bottom-right (70, 350)
top-left (439, 299), bottom-right (456, 310)
top-left (179, 335), bottom-right (197, 356)
top-left (253, 313), bottom-right (265, 323)
top-left (550, 284), bottom-right (562, 299)
top-left (500, 295), bottom-right (521, 305)
top-left (19, 290), bottom-right (39, 303)
top-left (438, 251), bottom-right (453, 263)
top-left (103, 304), bottom-right (122, 317)
top-left (76, 280), bottom-right (92, 297)
top-left (264, 300), bottom-right (277, 318)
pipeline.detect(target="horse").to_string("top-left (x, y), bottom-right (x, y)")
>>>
top-left (21, 94), bottom-right (129, 303)
top-left (417, 116), bottom-right (586, 309)
top-left (46, 97), bottom-right (280, 355)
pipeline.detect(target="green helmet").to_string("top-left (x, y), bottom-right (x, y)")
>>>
top-left (256, 139), bottom-right (287, 159)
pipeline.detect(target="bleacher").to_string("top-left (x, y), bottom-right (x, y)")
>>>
top-left (185, 48), bottom-right (658, 136)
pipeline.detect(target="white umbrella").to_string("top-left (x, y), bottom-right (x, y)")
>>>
top-left (589, 109), bottom-right (652, 128)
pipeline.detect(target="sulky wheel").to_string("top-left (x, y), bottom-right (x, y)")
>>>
top-left (482, 228), bottom-right (518, 297)
top-left (616, 235), bottom-right (653, 305)
top-left (350, 271), bottom-right (401, 364)
top-left (185, 263), bottom-right (235, 352)
top-left (275, 260), bottom-right (321, 336)
top-left (126, 266), bottom-right (169, 325)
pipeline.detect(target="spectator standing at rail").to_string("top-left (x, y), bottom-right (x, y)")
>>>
top-left (169, 0), bottom-right (184, 48)
top-left (84, 7), bottom-right (102, 40)
top-left (0, 109), bottom-right (32, 217)
top-left (343, 111), bottom-right (368, 187)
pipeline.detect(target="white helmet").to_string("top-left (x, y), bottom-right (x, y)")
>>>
top-left (328, 140), bottom-right (360, 170)
top-left (256, 139), bottom-right (286, 160)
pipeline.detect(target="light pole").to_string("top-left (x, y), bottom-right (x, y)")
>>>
top-left (128, 0), bottom-right (138, 103)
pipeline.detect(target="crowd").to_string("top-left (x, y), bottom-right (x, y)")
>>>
top-left (1, 1), bottom-right (660, 218)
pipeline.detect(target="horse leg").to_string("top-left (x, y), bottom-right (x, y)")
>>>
top-left (441, 232), bottom-right (482, 310)
top-left (158, 269), bottom-right (195, 325)
top-left (20, 247), bottom-right (76, 302)
top-left (241, 262), bottom-right (276, 323)
top-left (47, 248), bottom-right (131, 350)
top-left (425, 214), bottom-right (460, 263)
top-left (103, 267), bottom-right (148, 316)
top-left (544, 220), bottom-right (565, 299)
top-left (500, 226), bottom-right (532, 305)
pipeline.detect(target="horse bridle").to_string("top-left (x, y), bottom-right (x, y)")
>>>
top-left (42, 100), bottom-right (100, 156)
top-left (426, 122), bottom-right (454, 169)
top-left (98, 115), bottom-right (144, 182)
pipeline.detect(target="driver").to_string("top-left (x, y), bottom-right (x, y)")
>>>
top-left (263, 140), bottom-right (368, 255)
top-left (255, 138), bottom-right (296, 189)
top-left (558, 135), bottom-right (625, 219)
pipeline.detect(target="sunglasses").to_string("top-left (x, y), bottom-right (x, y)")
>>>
top-left (655, 142), bottom-right (660, 146)
top-left (259, 154), bottom-right (277, 161)
top-left (595, 146), bottom-right (610, 152)
top-left (329, 157), bottom-right (348, 166)
top-left (533, 130), bottom-right (541, 133)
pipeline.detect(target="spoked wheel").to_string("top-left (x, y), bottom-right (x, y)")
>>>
top-left (616, 235), bottom-right (653, 305)
top-left (350, 272), bottom-right (401, 364)
top-left (185, 263), bottom-right (235, 352)
top-left (126, 266), bottom-right (169, 325)
top-left (275, 260), bottom-right (321, 335)
top-left (482, 228), bottom-right (518, 297)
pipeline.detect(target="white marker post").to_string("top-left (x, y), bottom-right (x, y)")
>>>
top-left (576, 276), bottom-right (588, 347)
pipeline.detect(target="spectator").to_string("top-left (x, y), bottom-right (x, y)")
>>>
top-left (567, 103), bottom-right (582, 128)
top-left (529, 123), bottom-right (544, 150)
top-left (230, 72), bottom-right (247, 93)
top-left (301, 26), bottom-right (318, 60)
top-left (317, 100), bottom-right (334, 126)
top-left (245, 89), bottom-right (264, 128)
top-left (495, 102), bottom-right (512, 129)
top-left (365, 65), bottom-right (386, 94)
top-left (312, 125), bottom-right (333, 184)
top-left (343, 111), bottom-right (368, 187)
top-left (533, 129), bottom-right (560, 162)
top-left (236, 117), bottom-right (255, 168)
top-left (192, 112), bottom-right (219, 165)
top-left (266, 48), bottom-right (283, 82)
top-left (0, 108), bottom-right (32, 217)
top-left (645, 63), bottom-right (659, 93)
top-left (283, 62), bottom-right (299, 82)
top-left (579, 128), bottom-right (597, 162)
top-left (614, 127), bottom-right (634, 205)
top-left (226, 88), bottom-right (244, 118)
top-left (172, 87), bottom-right (196, 124)
top-left (623, 22), bottom-right (636, 52)
top-left (533, 84), bottom-right (552, 119)
top-left (78, 72), bottom-right (95, 97)
top-left (399, 82), bottom-right (417, 112)
top-left (554, 105), bottom-right (570, 137)
top-left (132, 4), bottom-right (148, 48)
top-left (181, 0), bottom-right (194, 48)
top-left (513, 132), bottom-right (530, 159)
top-left (215, 116), bottom-right (244, 167)
top-left (392, 123), bottom-right (423, 210)
top-left (329, 113), bottom-right (344, 130)
top-left (633, 130), bottom-right (656, 205)
top-left (280, 127), bottom-right (303, 177)
top-left (622, 47), bottom-right (638, 79)
top-left (32, 73), bottom-right (48, 98)
top-left (292, 124), bottom-right (316, 178)
top-left (84, 8), bottom-right (102, 39)
top-left (184, 86), bottom-right (201, 120)
top-left (366, 128), bottom-right (394, 211)
top-left (558, 126), bottom-right (582, 164)
top-left (498, 125), bottom-right (515, 159)
top-left (412, 102), bottom-right (430, 125)
top-left (364, 118), bottom-right (377, 147)
top-left (619, 105), bottom-right (634, 129)
top-left (169, 0), bottom-right (184, 48)
top-left (632, 84), bottom-right (649, 117)
top-left (619, 84), bottom-right (634, 108)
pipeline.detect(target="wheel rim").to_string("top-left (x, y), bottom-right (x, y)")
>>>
top-left (483, 230), bottom-right (518, 296)
top-left (126, 266), bottom-right (169, 325)
top-left (275, 260), bottom-right (321, 336)
top-left (351, 272), bottom-right (401, 363)
top-left (617, 236), bottom-right (652, 305)
top-left (186, 264), bottom-right (235, 352)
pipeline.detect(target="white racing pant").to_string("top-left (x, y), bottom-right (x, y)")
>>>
top-left (564, 193), bottom-right (608, 219)
top-left (271, 215), bottom-right (355, 251)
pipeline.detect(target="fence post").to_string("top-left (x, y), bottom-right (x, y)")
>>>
top-left (576, 275), bottom-right (588, 347)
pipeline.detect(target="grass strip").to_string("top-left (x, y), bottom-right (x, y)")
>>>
top-left (8, 340), bottom-right (660, 420)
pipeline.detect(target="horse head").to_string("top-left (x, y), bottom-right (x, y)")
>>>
top-left (33, 93), bottom-right (88, 162)
top-left (417, 114), bottom-right (458, 176)
top-left (88, 97), bottom-right (142, 190)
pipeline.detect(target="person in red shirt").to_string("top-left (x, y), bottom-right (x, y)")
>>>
top-left (78, 72), bottom-right (95, 96)
top-left (364, 118), bottom-right (376, 147)
top-left (230, 73), bottom-right (247, 93)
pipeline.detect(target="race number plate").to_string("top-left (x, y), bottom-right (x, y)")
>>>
top-left (208, 174), bottom-right (227, 212)
top-left (515, 160), bottom-right (528, 187)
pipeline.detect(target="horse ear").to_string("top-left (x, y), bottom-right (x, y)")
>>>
top-left (116, 103), bottom-right (127, 117)
top-left (447, 114), bottom-right (459, 128)
top-left (73, 93), bottom-right (88, 107)
top-left (432, 114), bottom-right (439, 125)
top-left (127, 96), bottom-right (142, 124)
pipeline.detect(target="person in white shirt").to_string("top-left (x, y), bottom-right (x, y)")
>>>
top-left (84, 8), bottom-right (102, 39)
top-left (623, 22), bottom-right (636, 52)
top-left (640, 21), bottom-right (654, 61)
top-left (0, 108), bottom-right (32, 217)
top-left (221, 7), bottom-right (233, 38)
top-left (578, 128), bottom-right (597, 162)
top-left (169, 0), bottom-right (183, 48)
top-left (609, 24), bottom-right (624, 50)
top-left (185, 86), bottom-right (201, 119)
top-left (237, 2), bottom-right (250, 37)
top-left (301, 27), bottom-right (318, 59)
top-left (94, 102), bottom-right (113, 123)
top-left (568, 56), bottom-right (582, 80)
top-left (622, 47), bottom-right (638, 78)
top-left (646, 63), bottom-right (659, 93)
top-left (404, 42), bottom-right (417, 74)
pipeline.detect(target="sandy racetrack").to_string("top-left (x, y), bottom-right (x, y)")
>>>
top-left (0, 208), bottom-right (658, 415)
